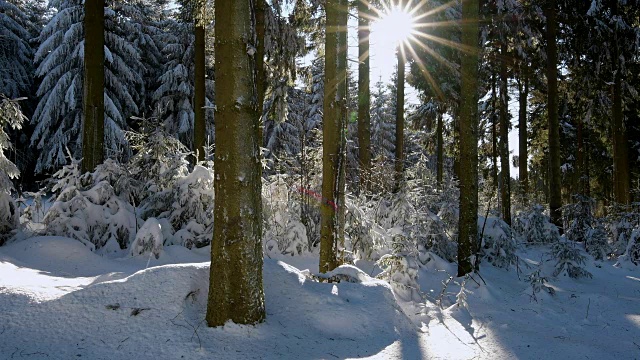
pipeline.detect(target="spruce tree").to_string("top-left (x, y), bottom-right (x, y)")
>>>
top-left (206, 0), bottom-right (265, 326)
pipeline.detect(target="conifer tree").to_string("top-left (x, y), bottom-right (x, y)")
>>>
top-left (319, 0), bottom-right (347, 273)
top-left (457, 0), bottom-right (480, 277)
top-left (206, 0), bottom-right (265, 326)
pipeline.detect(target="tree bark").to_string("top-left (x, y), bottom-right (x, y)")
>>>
top-left (206, 0), bottom-right (265, 327)
top-left (457, 0), bottom-right (480, 277)
top-left (394, 46), bottom-right (405, 192)
top-left (546, 0), bottom-right (562, 230)
top-left (320, 0), bottom-right (347, 273)
top-left (612, 1), bottom-right (631, 205)
top-left (436, 108), bottom-right (444, 189)
top-left (491, 73), bottom-right (499, 209)
top-left (518, 69), bottom-right (529, 198)
top-left (82, 0), bottom-right (105, 173)
top-left (256, 0), bottom-right (266, 148)
top-left (194, 8), bottom-right (206, 162)
top-left (357, 1), bottom-right (371, 192)
top-left (499, 41), bottom-right (511, 226)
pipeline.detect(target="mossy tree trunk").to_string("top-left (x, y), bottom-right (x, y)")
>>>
top-left (206, 0), bottom-right (265, 327)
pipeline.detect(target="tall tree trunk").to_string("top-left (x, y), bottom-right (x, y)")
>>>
top-left (518, 69), bottom-right (529, 198)
top-left (436, 108), bottom-right (444, 189)
top-left (491, 73), bottom-right (499, 208)
top-left (320, 0), bottom-right (347, 273)
top-left (394, 46), bottom-right (405, 192)
top-left (612, 1), bottom-right (631, 205)
top-left (546, 0), bottom-right (562, 230)
top-left (206, 0), bottom-right (265, 327)
top-left (357, 1), bottom-right (371, 192)
top-left (82, 0), bottom-right (105, 173)
top-left (194, 7), bottom-right (206, 162)
top-left (256, 0), bottom-right (267, 148)
top-left (499, 42), bottom-right (511, 226)
top-left (457, 0), bottom-right (480, 277)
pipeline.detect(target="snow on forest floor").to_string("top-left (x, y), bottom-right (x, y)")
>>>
top-left (1, 237), bottom-right (639, 359)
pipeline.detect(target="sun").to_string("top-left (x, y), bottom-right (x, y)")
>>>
top-left (371, 5), bottom-right (416, 51)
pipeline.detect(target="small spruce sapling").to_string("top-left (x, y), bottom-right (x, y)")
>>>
top-left (377, 235), bottom-right (421, 302)
top-left (551, 241), bottom-right (592, 279)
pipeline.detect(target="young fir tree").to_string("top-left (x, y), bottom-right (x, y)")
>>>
top-left (206, 0), bottom-right (265, 326)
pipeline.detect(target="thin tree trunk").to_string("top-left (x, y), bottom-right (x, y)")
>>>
top-left (491, 73), bottom-right (499, 208)
top-left (394, 46), bottom-right (405, 192)
top-left (499, 42), bottom-right (511, 226)
top-left (457, 0), bottom-right (480, 277)
top-left (206, 0), bottom-right (265, 327)
top-left (436, 108), bottom-right (444, 189)
top-left (518, 69), bottom-right (529, 198)
top-left (357, 1), bottom-right (371, 192)
top-left (546, 0), bottom-right (562, 230)
top-left (320, 0), bottom-right (347, 273)
top-left (194, 10), bottom-right (206, 161)
top-left (82, 0), bottom-right (105, 173)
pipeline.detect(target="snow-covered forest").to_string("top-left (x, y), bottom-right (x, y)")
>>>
top-left (1, 0), bottom-right (639, 359)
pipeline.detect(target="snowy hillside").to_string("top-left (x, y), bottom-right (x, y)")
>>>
top-left (1, 236), bottom-right (638, 359)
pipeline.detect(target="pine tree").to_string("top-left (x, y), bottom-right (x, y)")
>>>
top-left (206, 0), bottom-right (265, 327)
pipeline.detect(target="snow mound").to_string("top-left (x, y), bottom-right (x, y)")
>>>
top-left (0, 253), bottom-right (419, 359)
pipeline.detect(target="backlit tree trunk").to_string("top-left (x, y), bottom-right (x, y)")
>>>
top-left (206, 0), bottom-right (265, 326)
top-left (457, 0), bottom-right (480, 277)
top-left (320, 0), bottom-right (347, 273)
top-left (499, 42), bottom-right (511, 225)
top-left (518, 70), bottom-right (529, 198)
top-left (394, 46), bottom-right (405, 192)
top-left (357, 1), bottom-right (371, 191)
top-left (546, 0), bottom-right (562, 229)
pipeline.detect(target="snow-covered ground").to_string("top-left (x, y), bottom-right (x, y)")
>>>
top-left (1, 237), bottom-right (638, 359)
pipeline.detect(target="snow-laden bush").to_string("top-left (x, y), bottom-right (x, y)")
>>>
top-left (585, 220), bottom-right (610, 261)
top-left (478, 216), bottom-right (517, 268)
top-left (616, 228), bottom-right (640, 267)
top-left (130, 217), bottom-right (164, 259)
top-left (563, 195), bottom-right (594, 243)
top-left (607, 204), bottom-right (640, 258)
top-left (377, 236), bottom-right (421, 302)
top-left (127, 122), bottom-right (190, 221)
top-left (514, 205), bottom-right (560, 244)
top-left (169, 165), bottom-right (214, 249)
top-left (0, 96), bottom-right (26, 244)
top-left (345, 195), bottom-right (392, 260)
top-left (525, 269), bottom-right (555, 301)
top-left (550, 241), bottom-right (592, 279)
top-left (262, 174), bottom-right (309, 256)
top-left (43, 157), bottom-right (137, 252)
